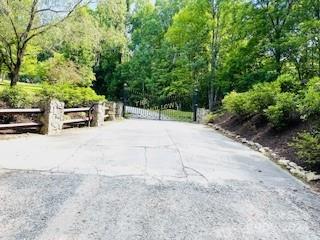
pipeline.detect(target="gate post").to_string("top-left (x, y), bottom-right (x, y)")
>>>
top-left (158, 104), bottom-right (162, 120)
top-left (123, 83), bottom-right (128, 118)
top-left (193, 88), bottom-right (199, 122)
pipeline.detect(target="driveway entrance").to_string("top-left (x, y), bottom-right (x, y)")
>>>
top-left (0, 120), bottom-right (319, 239)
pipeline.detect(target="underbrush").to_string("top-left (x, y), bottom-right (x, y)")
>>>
top-left (0, 86), bottom-right (33, 108)
top-left (290, 130), bottom-right (320, 168)
top-left (222, 74), bottom-right (320, 170)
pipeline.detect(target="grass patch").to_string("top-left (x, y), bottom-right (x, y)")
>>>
top-left (162, 109), bottom-right (193, 122)
top-left (0, 80), bottom-right (42, 95)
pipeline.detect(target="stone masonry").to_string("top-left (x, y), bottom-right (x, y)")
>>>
top-left (41, 99), bottom-right (65, 135)
top-left (197, 108), bottom-right (210, 124)
top-left (91, 102), bottom-right (105, 127)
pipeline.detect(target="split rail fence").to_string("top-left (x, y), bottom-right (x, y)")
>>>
top-left (0, 100), bottom-right (124, 135)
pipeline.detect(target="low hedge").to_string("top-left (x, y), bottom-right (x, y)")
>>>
top-left (39, 83), bottom-right (105, 108)
top-left (0, 84), bottom-right (105, 108)
top-left (222, 74), bottom-right (309, 129)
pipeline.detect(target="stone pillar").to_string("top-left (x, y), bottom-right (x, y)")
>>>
top-left (116, 102), bottom-right (124, 119)
top-left (91, 102), bottom-right (105, 127)
top-left (106, 102), bottom-right (116, 121)
top-left (197, 108), bottom-right (210, 124)
top-left (41, 99), bottom-right (64, 135)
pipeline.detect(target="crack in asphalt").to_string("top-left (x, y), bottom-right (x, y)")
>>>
top-left (1, 120), bottom-right (320, 239)
top-left (183, 166), bottom-right (209, 183)
top-left (44, 131), bottom-right (108, 175)
top-left (164, 129), bottom-right (209, 184)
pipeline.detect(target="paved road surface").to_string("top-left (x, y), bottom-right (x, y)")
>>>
top-left (0, 119), bottom-right (319, 240)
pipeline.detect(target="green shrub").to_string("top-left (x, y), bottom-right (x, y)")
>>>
top-left (223, 81), bottom-right (280, 117)
top-left (0, 86), bottom-right (32, 108)
top-left (275, 74), bottom-right (301, 93)
top-left (222, 91), bottom-right (253, 116)
top-left (290, 131), bottom-right (320, 166)
top-left (248, 82), bottom-right (280, 113)
top-left (299, 77), bottom-right (320, 118)
top-left (39, 53), bottom-right (95, 87)
top-left (39, 84), bottom-right (105, 107)
top-left (265, 93), bottom-right (299, 129)
top-left (204, 112), bottom-right (219, 123)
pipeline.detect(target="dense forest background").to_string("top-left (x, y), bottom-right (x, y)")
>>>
top-left (93, 0), bottom-right (319, 111)
top-left (1, 0), bottom-right (318, 110)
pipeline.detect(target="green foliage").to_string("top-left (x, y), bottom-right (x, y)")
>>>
top-left (265, 93), bottom-right (299, 129)
top-left (0, 1), bottom-right (91, 85)
top-left (299, 77), bottom-right (320, 118)
top-left (93, 0), bottom-right (129, 98)
top-left (290, 132), bottom-right (320, 166)
top-left (161, 109), bottom-right (193, 122)
top-left (223, 81), bottom-right (279, 116)
top-left (1, 0), bottom-right (319, 114)
top-left (248, 82), bottom-right (280, 113)
top-left (39, 53), bottom-right (95, 87)
top-left (204, 112), bottom-right (220, 124)
top-left (222, 91), bottom-right (253, 116)
top-left (39, 84), bottom-right (105, 108)
top-left (275, 74), bottom-right (302, 93)
top-left (222, 73), bottom-right (313, 128)
top-left (0, 86), bottom-right (32, 108)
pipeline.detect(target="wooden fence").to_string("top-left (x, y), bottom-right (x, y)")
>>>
top-left (0, 100), bottom-right (123, 135)
top-left (0, 108), bottom-right (43, 130)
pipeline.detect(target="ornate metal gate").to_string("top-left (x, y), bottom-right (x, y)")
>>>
top-left (123, 84), bottom-right (199, 122)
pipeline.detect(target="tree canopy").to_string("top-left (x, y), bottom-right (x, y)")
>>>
top-left (0, 0), bottom-right (319, 110)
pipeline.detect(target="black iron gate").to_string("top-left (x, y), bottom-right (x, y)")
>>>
top-left (123, 84), bottom-right (199, 122)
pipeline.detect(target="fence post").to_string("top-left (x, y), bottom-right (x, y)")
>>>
top-left (91, 102), bottom-right (105, 127)
top-left (193, 88), bottom-right (199, 122)
top-left (158, 104), bottom-right (162, 120)
top-left (40, 99), bottom-right (64, 135)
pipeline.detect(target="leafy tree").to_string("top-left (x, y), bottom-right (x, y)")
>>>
top-left (0, 0), bottom-right (89, 86)
top-left (93, 0), bottom-right (129, 99)
top-left (166, 0), bottom-right (212, 104)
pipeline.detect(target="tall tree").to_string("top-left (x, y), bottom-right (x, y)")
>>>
top-left (0, 0), bottom-right (88, 86)
top-left (93, 0), bottom-right (129, 99)
top-left (253, 0), bottom-right (298, 76)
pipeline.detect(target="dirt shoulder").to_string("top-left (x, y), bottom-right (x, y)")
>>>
top-left (212, 113), bottom-right (320, 190)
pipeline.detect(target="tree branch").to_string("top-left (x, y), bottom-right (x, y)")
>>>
top-left (0, 34), bottom-right (15, 67)
top-left (25, 0), bottom-right (87, 43)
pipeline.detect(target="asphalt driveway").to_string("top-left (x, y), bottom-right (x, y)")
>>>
top-left (0, 119), bottom-right (319, 239)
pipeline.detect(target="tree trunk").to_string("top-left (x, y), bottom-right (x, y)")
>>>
top-left (9, 71), bottom-right (19, 87)
top-left (208, 85), bottom-right (214, 111)
top-left (275, 49), bottom-right (282, 76)
top-left (10, 49), bottom-right (24, 87)
top-left (9, 65), bottom-right (21, 87)
top-left (208, 0), bottom-right (220, 112)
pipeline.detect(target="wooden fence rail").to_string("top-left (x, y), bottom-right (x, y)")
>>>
top-left (0, 101), bottom-right (122, 135)
top-left (0, 122), bottom-right (42, 129)
top-left (63, 107), bottom-right (93, 126)
top-left (0, 108), bottom-right (43, 114)
top-left (64, 107), bottom-right (91, 113)
top-left (0, 108), bottom-right (44, 130)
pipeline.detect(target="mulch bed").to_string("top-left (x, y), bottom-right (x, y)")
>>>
top-left (213, 113), bottom-right (320, 190)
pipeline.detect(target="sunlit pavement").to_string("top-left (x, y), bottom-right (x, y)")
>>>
top-left (0, 119), bottom-right (319, 239)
